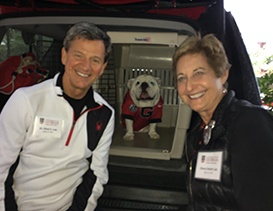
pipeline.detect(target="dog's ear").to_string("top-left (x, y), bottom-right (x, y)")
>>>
top-left (155, 77), bottom-right (161, 87)
top-left (127, 78), bottom-right (135, 89)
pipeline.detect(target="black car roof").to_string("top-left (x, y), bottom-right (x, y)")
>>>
top-left (0, 0), bottom-right (216, 20)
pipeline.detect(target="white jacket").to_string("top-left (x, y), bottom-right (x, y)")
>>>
top-left (0, 73), bottom-right (115, 211)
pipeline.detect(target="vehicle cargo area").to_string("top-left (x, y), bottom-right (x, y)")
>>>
top-left (0, 17), bottom-right (194, 210)
top-left (0, 0), bottom-right (263, 209)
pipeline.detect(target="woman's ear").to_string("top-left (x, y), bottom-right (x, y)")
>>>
top-left (221, 69), bottom-right (229, 85)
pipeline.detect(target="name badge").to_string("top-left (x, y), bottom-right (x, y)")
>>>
top-left (33, 115), bottom-right (63, 138)
top-left (194, 151), bottom-right (223, 181)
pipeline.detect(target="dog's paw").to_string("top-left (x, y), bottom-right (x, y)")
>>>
top-left (148, 131), bottom-right (160, 140)
top-left (123, 133), bottom-right (134, 141)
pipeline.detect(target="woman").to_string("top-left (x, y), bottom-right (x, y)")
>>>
top-left (173, 34), bottom-right (273, 210)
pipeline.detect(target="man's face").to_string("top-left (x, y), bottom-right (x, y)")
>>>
top-left (61, 38), bottom-right (107, 99)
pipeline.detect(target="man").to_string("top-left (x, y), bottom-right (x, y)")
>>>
top-left (0, 22), bottom-right (115, 211)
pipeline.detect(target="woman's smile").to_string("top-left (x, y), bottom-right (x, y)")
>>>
top-left (189, 91), bottom-right (206, 99)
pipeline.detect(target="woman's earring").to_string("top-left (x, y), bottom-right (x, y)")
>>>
top-left (223, 88), bottom-right (227, 94)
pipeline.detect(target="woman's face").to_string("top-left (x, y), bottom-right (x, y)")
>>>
top-left (176, 53), bottom-right (228, 123)
top-left (61, 38), bottom-right (107, 99)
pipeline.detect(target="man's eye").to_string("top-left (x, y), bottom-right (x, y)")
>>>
top-left (92, 59), bottom-right (99, 63)
top-left (75, 54), bottom-right (83, 59)
top-left (91, 58), bottom-right (102, 64)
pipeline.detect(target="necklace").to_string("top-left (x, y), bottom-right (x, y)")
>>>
top-left (203, 120), bottom-right (216, 145)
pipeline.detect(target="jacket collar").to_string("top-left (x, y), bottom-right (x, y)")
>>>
top-left (211, 90), bottom-right (236, 125)
top-left (189, 90), bottom-right (237, 133)
top-left (53, 72), bottom-right (63, 96)
top-left (53, 72), bottom-right (99, 108)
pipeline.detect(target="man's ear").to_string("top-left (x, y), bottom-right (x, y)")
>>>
top-left (61, 47), bottom-right (67, 65)
top-left (99, 62), bottom-right (108, 76)
top-left (127, 78), bottom-right (135, 89)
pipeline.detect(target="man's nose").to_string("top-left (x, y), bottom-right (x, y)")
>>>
top-left (81, 58), bottom-right (91, 70)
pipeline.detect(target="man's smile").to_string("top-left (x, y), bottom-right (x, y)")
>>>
top-left (76, 70), bottom-right (91, 78)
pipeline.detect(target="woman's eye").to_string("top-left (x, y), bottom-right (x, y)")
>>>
top-left (193, 70), bottom-right (205, 77)
top-left (177, 76), bottom-right (186, 83)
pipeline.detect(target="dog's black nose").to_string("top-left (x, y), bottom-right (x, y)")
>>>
top-left (141, 82), bottom-right (148, 91)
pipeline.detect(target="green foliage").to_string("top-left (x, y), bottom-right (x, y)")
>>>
top-left (249, 44), bottom-right (273, 114)
top-left (257, 71), bottom-right (273, 113)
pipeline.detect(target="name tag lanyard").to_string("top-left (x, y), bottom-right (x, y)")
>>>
top-left (194, 120), bottom-right (223, 181)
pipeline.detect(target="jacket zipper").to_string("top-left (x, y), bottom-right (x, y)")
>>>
top-left (65, 119), bottom-right (76, 146)
top-left (189, 160), bottom-right (193, 201)
top-left (186, 121), bottom-right (206, 204)
top-left (185, 138), bottom-right (194, 202)
top-left (65, 104), bottom-right (104, 146)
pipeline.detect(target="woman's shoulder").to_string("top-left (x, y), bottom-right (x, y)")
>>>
top-left (227, 99), bottom-right (273, 125)
top-left (230, 99), bottom-right (267, 114)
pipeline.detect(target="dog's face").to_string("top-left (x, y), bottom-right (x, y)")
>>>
top-left (128, 75), bottom-right (161, 108)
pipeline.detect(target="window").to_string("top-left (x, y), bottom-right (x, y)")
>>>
top-left (0, 28), bottom-right (53, 63)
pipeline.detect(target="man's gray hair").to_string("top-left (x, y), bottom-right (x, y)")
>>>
top-left (63, 22), bottom-right (112, 63)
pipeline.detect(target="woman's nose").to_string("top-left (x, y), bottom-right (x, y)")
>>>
top-left (185, 78), bottom-right (194, 92)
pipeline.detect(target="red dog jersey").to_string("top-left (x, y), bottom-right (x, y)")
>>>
top-left (121, 91), bottom-right (163, 131)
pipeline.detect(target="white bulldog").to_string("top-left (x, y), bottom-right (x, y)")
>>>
top-left (121, 74), bottom-right (163, 141)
